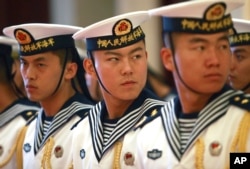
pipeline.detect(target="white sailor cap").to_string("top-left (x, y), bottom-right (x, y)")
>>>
top-left (3, 23), bottom-right (82, 56)
top-left (0, 36), bottom-right (18, 58)
top-left (0, 36), bottom-right (19, 72)
top-left (149, 0), bottom-right (244, 34)
top-left (73, 11), bottom-right (150, 51)
top-left (229, 18), bottom-right (250, 47)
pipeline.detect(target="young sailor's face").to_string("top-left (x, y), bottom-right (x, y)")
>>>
top-left (163, 31), bottom-right (232, 94)
top-left (20, 51), bottom-right (63, 102)
top-left (229, 45), bottom-right (250, 92)
top-left (92, 40), bottom-right (148, 101)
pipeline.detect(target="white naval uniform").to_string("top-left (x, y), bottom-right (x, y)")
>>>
top-left (136, 87), bottom-right (250, 169)
top-left (72, 89), bottom-right (166, 169)
top-left (0, 99), bottom-right (39, 169)
top-left (22, 94), bottom-right (93, 169)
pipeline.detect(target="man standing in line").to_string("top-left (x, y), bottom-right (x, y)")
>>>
top-left (3, 23), bottom-right (94, 169)
top-left (72, 11), bottom-right (166, 168)
top-left (135, 0), bottom-right (250, 168)
top-left (0, 36), bottom-right (39, 169)
top-left (228, 18), bottom-right (250, 94)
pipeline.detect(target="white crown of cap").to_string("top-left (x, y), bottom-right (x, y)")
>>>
top-left (73, 11), bottom-right (150, 40)
top-left (149, 0), bottom-right (244, 18)
top-left (3, 23), bottom-right (83, 40)
top-left (0, 36), bottom-right (18, 46)
top-left (232, 18), bottom-right (250, 33)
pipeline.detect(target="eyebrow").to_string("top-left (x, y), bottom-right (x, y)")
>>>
top-left (233, 48), bottom-right (247, 54)
top-left (189, 34), bottom-right (229, 44)
top-left (104, 46), bottom-right (144, 56)
top-left (20, 56), bottom-right (47, 62)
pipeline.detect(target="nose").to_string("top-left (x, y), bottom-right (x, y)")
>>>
top-left (230, 55), bottom-right (237, 71)
top-left (21, 65), bottom-right (37, 80)
top-left (205, 48), bottom-right (220, 67)
top-left (121, 58), bottom-right (133, 75)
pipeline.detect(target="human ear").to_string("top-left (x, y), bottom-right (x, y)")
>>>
top-left (11, 59), bottom-right (19, 75)
top-left (160, 47), bottom-right (174, 71)
top-left (83, 58), bottom-right (97, 80)
top-left (65, 62), bottom-right (77, 80)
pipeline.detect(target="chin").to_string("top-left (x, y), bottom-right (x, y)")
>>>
top-left (27, 95), bottom-right (40, 102)
top-left (122, 92), bottom-right (140, 101)
top-left (201, 83), bottom-right (224, 94)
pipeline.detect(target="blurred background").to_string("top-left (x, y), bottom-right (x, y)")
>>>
top-left (0, 0), bottom-right (249, 82)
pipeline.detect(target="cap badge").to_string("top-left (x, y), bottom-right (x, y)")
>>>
top-left (15, 29), bottom-right (32, 45)
top-left (205, 3), bottom-right (225, 21)
top-left (54, 145), bottom-right (63, 158)
top-left (0, 145), bottom-right (3, 156)
top-left (113, 19), bottom-right (132, 36)
top-left (209, 141), bottom-right (222, 156)
top-left (124, 152), bottom-right (134, 166)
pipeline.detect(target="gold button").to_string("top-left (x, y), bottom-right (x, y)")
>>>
top-left (26, 111), bottom-right (33, 116)
top-left (241, 99), bottom-right (249, 104)
top-left (234, 96), bottom-right (240, 102)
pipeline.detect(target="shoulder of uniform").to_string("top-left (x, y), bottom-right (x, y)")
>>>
top-left (229, 93), bottom-right (250, 111)
top-left (25, 112), bottom-right (38, 126)
top-left (71, 118), bottom-right (82, 130)
top-left (133, 108), bottom-right (160, 130)
top-left (76, 110), bottom-right (89, 119)
top-left (20, 110), bottom-right (38, 121)
top-left (70, 113), bottom-right (87, 130)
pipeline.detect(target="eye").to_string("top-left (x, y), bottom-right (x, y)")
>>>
top-left (234, 54), bottom-right (244, 61)
top-left (132, 54), bottom-right (142, 60)
top-left (20, 59), bottom-right (27, 66)
top-left (220, 44), bottom-right (229, 50)
top-left (108, 57), bottom-right (119, 62)
top-left (37, 63), bottom-right (46, 67)
top-left (195, 46), bottom-right (205, 51)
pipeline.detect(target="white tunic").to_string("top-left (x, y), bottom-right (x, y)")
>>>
top-left (22, 94), bottom-right (93, 169)
top-left (72, 89), bottom-right (166, 169)
top-left (0, 100), bottom-right (39, 169)
top-left (136, 88), bottom-right (250, 169)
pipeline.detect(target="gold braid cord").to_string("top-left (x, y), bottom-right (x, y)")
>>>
top-left (0, 125), bottom-right (28, 168)
top-left (68, 161), bottom-right (73, 169)
top-left (112, 141), bottom-right (123, 169)
top-left (41, 137), bottom-right (55, 169)
top-left (16, 126), bottom-right (28, 169)
top-left (225, 112), bottom-right (250, 169)
top-left (195, 138), bottom-right (204, 169)
top-left (195, 112), bottom-right (250, 169)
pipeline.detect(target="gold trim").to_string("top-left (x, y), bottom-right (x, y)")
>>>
top-left (112, 141), bottom-right (123, 169)
top-left (195, 138), bottom-right (204, 169)
top-left (41, 137), bottom-right (55, 169)
top-left (0, 126), bottom-right (26, 168)
top-left (225, 112), bottom-right (250, 169)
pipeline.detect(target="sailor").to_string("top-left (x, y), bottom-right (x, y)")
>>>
top-left (0, 35), bottom-right (39, 169)
top-left (228, 18), bottom-right (250, 94)
top-left (72, 11), bottom-right (166, 168)
top-left (136, 0), bottom-right (250, 168)
top-left (3, 23), bottom-right (94, 169)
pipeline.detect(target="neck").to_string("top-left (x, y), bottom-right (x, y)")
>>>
top-left (103, 95), bottom-right (133, 120)
top-left (177, 86), bottom-right (212, 114)
top-left (244, 87), bottom-right (250, 94)
top-left (40, 87), bottom-right (76, 117)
